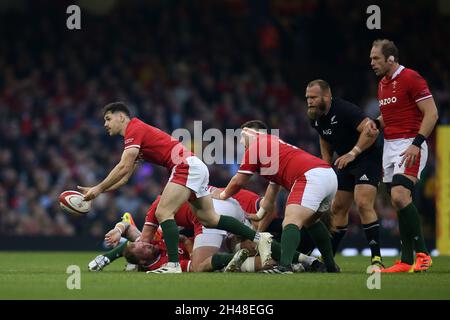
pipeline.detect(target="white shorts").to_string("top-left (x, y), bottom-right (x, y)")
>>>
top-left (383, 138), bottom-right (428, 183)
top-left (193, 198), bottom-right (251, 250)
top-left (287, 167), bottom-right (338, 212)
top-left (169, 156), bottom-right (210, 198)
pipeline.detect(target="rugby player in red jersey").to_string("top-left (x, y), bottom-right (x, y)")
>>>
top-left (368, 39), bottom-right (438, 272)
top-left (78, 102), bottom-right (272, 273)
top-left (217, 120), bottom-right (339, 273)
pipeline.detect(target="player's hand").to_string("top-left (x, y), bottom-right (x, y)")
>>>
top-left (105, 228), bottom-right (122, 247)
top-left (399, 144), bottom-right (420, 168)
top-left (77, 185), bottom-right (102, 201)
top-left (210, 188), bottom-right (222, 200)
top-left (334, 153), bottom-right (356, 169)
top-left (364, 120), bottom-right (379, 138)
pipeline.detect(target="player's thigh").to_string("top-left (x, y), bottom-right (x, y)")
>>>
top-left (382, 139), bottom-right (397, 183)
top-left (156, 182), bottom-right (192, 221)
top-left (283, 204), bottom-right (315, 228)
top-left (191, 195), bottom-right (220, 227)
top-left (191, 246), bottom-right (221, 272)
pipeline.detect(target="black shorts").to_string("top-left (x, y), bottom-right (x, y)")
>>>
top-left (337, 158), bottom-right (382, 192)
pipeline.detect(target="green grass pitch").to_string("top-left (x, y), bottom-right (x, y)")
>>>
top-left (1, 252), bottom-right (449, 300)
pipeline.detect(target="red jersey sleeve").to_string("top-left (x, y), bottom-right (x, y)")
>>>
top-left (238, 141), bottom-right (260, 175)
top-left (124, 120), bottom-right (146, 150)
top-left (407, 70), bottom-right (432, 103)
top-left (144, 197), bottom-right (161, 227)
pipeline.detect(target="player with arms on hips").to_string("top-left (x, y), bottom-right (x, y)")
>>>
top-left (368, 39), bottom-right (438, 272)
top-left (306, 79), bottom-right (384, 271)
top-left (78, 102), bottom-right (272, 273)
top-left (216, 120), bottom-right (339, 273)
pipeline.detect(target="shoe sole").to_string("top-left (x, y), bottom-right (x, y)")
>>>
top-left (224, 249), bottom-right (250, 272)
top-left (258, 233), bottom-right (273, 267)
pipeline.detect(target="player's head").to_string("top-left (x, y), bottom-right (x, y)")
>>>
top-left (240, 120), bottom-right (269, 148)
top-left (123, 241), bottom-right (159, 266)
top-left (102, 101), bottom-right (131, 136)
top-left (370, 39), bottom-right (399, 77)
top-left (305, 79), bottom-right (332, 120)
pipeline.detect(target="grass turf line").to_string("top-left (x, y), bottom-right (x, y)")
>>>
top-left (0, 252), bottom-right (449, 300)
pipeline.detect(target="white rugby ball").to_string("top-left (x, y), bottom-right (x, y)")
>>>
top-left (59, 190), bottom-right (92, 216)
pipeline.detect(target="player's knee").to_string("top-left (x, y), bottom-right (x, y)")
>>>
top-left (332, 201), bottom-right (349, 216)
top-left (390, 190), bottom-right (410, 209)
top-left (390, 175), bottom-right (414, 209)
top-left (354, 197), bottom-right (374, 215)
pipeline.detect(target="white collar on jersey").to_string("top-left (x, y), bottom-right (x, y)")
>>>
top-left (390, 65), bottom-right (405, 80)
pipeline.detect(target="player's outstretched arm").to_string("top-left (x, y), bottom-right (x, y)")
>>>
top-left (219, 173), bottom-right (252, 200)
top-left (104, 163), bottom-right (138, 192)
top-left (78, 147), bottom-right (139, 200)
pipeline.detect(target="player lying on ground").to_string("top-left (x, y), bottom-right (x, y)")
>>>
top-left (89, 197), bottom-right (326, 273)
top-left (90, 217), bottom-right (325, 273)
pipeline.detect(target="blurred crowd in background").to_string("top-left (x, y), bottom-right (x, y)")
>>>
top-left (0, 0), bottom-right (449, 248)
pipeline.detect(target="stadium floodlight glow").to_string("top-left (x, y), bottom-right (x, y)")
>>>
top-left (341, 248), bottom-right (359, 257)
top-left (431, 249), bottom-right (439, 257)
top-left (380, 248), bottom-right (400, 257)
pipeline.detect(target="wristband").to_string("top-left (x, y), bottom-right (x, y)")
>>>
top-left (412, 134), bottom-right (426, 147)
top-left (114, 222), bottom-right (127, 234)
top-left (113, 226), bottom-right (122, 235)
top-left (348, 150), bottom-right (356, 157)
top-left (353, 146), bottom-right (362, 154)
top-left (255, 207), bottom-right (267, 219)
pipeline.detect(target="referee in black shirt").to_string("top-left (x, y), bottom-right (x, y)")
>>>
top-left (305, 79), bottom-right (384, 270)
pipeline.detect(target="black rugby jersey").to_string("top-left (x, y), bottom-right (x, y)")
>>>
top-left (310, 97), bottom-right (380, 164)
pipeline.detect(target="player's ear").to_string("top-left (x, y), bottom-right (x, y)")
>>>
top-left (387, 55), bottom-right (395, 63)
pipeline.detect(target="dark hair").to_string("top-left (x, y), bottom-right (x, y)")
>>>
top-left (307, 79), bottom-right (331, 93)
top-left (123, 243), bottom-right (140, 265)
top-left (102, 101), bottom-right (131, 118)
top-left (240, 120), bottom-right (269, 130)
top-left (372, 39), bottom-right (399, 62)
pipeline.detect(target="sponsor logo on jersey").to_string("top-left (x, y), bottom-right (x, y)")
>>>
top-left (379, 96), bottom-right (397, 106)
top-left (125, 138), bottom-right (134, 144)
top-left (322, 129), bottom-right (332, 135)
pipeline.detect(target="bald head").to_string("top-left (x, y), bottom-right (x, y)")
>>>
top-left (307, 79), bottom-right (332, 95)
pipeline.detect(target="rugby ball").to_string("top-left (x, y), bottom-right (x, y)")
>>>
top-left (59, 190), bottom-right (92, 216)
